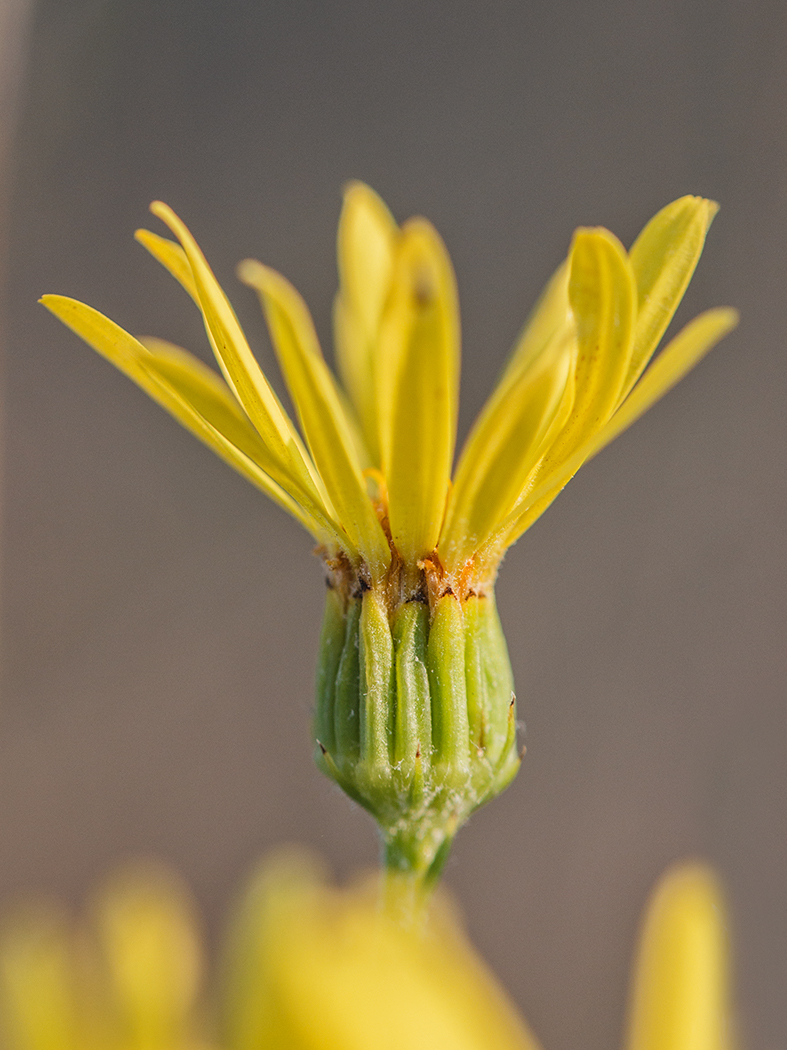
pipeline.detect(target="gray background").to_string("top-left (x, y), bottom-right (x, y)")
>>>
top-left (1, 1), bottom-right (785, 1047)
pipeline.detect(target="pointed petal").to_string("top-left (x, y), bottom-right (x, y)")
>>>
top-left (376, 218), bottom-right (460, 563)
top-left (238, 260), bottom-right (391, 580)
top-left (625, 864), bottom-right (732, 1050)
top-left (440, 328), bottom-right (572, 569)
top-left (519, 226), bottom-right (636, 496)
top-left (140, 336), bottom-right (282, 464)
top-left (623, 196), bottom-right (718, 400)
top-left (334, 181), bottom-right (397, 426)
top-left (135, 229), bottom-right (199, 303)
top-left (496, 307), bottom-right (738, 547)
top-left (147, 202), bottom-right (328, 513)
top-left (338, 182), bottom-right (398, 338)
top-left (565, 225), bottom-right (637, 436)
top-left (40, 296), bottom-right (338, 542)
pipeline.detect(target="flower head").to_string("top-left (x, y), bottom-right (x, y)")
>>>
top-left (41, 186), bottom-right (736, 591)
top-left (41, 187), bottom-right (737, 884)
top-left (0, 856), bottom-right (732, 1050)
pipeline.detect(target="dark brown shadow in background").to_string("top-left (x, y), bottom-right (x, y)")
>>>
top-left (1, 2), bottom-right (786, 1048)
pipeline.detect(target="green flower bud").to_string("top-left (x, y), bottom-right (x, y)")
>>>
top-left (314, 583), bottom-right (520, 886)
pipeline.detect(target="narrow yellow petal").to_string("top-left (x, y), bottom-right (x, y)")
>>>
top-left (140, 336), bottom-right (286, 465)
top-left (440, 327), bottom-right (573, 570)
top-left (495, 307), bottom-right (738, 547)
top-left (134, 228), bottom-right (199, 303)
top-left (238, 260), bottom-right (391, 580)
top-left (513, 227), bottom-right (636, 502)
top-left (338, 182), bottom-right (398, 337)
top-left (334, 182), bottom-right (398, 457)
top-left (40, 296), bottom-right (339, 542)
top-left (147, 201), bottom-right (329, 512)
top-left (376, 218), bottom-right (460, 563)
top-left (625, 863), bottom-right (732, 1050)
top-left (623, 196), bottom-right (719, 400)
top-left (563, 226), bottom-right (637, 440)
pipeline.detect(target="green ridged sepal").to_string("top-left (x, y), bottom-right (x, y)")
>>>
top-left (314, 585), bottom-right (520, 886)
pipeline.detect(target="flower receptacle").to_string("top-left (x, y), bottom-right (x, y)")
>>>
top-left (314, 580), bottom-right (521, 885)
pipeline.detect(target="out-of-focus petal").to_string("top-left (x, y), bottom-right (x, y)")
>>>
top-left (134, 229), bottom-right (199, 303)
top-left (221, 851), bottom-right (541, 1050)
top-left (91, 864), bottom-right (203, 1050)
top-left (625, 863), bottom-right (732, 1050)
top-left (0, 906), bottom-right (78, 1050)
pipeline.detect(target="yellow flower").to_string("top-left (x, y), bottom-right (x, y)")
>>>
top-left (0, 857), bottom-right (732, 1050)
top-left (41, 187), bottom-right (736, 586)
top-left (41, 189), bottom-right (738, 885)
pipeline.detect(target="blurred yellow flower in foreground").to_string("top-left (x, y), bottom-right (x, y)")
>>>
top-left (0, 856), bottom-right (731, 1050)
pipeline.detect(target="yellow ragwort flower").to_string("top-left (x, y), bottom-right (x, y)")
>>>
top-left (41, 188), bottom-right (738, 886)
top-left (0, 857), bottom-right (732, 1050)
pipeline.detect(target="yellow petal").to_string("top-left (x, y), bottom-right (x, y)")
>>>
top-left (561, 225), bottom-right (637, 444)
top-left (40, 296), bottom-right (338, 541)
top-left (623, 196), bottom-right (719, 400)
top-left (440, 327), bottom-right (573, 570)
top-left (496, 307), bottom-right (738, 547)
top-left (626, 863), bottom-right (732, 1050)
top-left (147, 201), bottom-right (329, 513)
top-left (140, 336), bottom-right (290, 466)
top-left (134, 228), bottom-right (199, 303)
top-left (376, 218), bottom-right (460, 564)
top-left (91, 864), bottom-right (202, 1048)
top-left (334, 182), bottom-right (398, 455)
top-left (0, 905), bottom-right (78, 1050)
top-left (238, 260), bottom-right (391, 580)
top-left (505, 227), bottom-right (636, 503)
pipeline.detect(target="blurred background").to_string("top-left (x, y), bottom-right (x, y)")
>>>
top-left (1, 0), bottom-right (785, 1046)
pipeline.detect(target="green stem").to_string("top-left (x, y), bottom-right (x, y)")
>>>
top-left (380, 827), bottom-right (456, 924)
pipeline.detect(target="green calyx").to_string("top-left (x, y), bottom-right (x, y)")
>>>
top-left (314, 582), bottom-right (520, 890)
